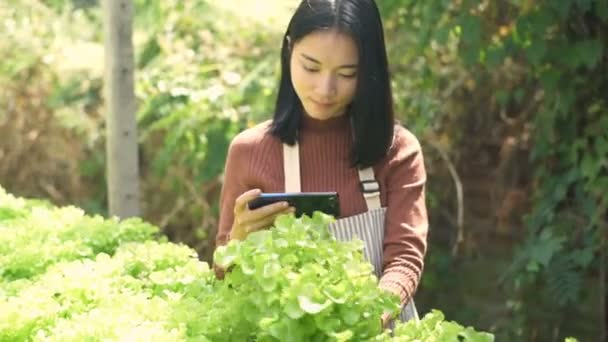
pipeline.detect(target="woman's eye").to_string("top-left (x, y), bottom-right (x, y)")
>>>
top-left (303, 65), bottom-right (319, 72)
top-left (340, 73), bottom-right (357, 79)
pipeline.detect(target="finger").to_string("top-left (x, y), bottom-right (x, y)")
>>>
top-left (246, 207), bottom-right (294, 233)
top-left (239, 200), bottom-right (293, 230)
top-left (245, 215), bottom-right (276, 233)
top-left (246, 200), bottom-right (290, 221)
top-left (233, 189), bottom-right (262, 214)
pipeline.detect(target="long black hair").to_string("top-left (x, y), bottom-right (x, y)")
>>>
top-left (268, 0), bottom-right (395, 169)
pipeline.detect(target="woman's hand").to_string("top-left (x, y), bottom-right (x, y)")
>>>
top-left (381, 311), bottom-right (392, 329)
top-left (230, 189), bottom-right (294, 241)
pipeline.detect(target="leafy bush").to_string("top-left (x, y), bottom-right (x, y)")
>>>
top-left (379, 1), bottom-right (607, 340)
top-left (0, 0), bottom-right (289, 260)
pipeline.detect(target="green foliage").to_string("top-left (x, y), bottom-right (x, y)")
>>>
top-left (0, 0), bottom-right (106, 215)
top-left (380, 0), bottom-right (458, 135)
top-left (387, 310), bottom-right (494, 342)
top-left (129, 0), bottom-right (290, 256)
top-left (1, 0), bottom-right (288, 257)
top-left (487, 3), bottom-right (606, 339)
top-left (0, 187), bottom-right (213, 341)
top-left (212, 213), bottom-right (399, 341)
top-left (134, 0), bottom-right (283, 177)
top-left (382, 0), bottom-right (606, 340)
top-left (0, 189), bottom-right (158, 282)
top-left (0, 187), bottom-right (494, 341)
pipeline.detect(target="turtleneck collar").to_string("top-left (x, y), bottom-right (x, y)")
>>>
top-left (300, 112), bottom-right (350, 133)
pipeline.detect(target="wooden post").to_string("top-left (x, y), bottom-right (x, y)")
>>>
top-left (102, 0), bottom-right (140, 218)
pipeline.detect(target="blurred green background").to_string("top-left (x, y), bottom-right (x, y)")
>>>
top-left (1, 0), bottom-right (606, 340)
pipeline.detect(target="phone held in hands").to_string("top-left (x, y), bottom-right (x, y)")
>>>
top-left (247, 192), bottom-right (340, 218)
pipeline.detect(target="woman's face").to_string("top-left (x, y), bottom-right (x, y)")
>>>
top-left (290, 29), bottom-right (359, 120)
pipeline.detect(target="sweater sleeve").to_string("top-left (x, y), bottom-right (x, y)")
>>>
top-left (378, 128), bottom-right (429, 306)
top-left (214, 133), bottom-right (254, 250)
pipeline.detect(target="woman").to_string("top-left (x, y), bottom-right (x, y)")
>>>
top-left (214, 0), bottom-right (428, 326)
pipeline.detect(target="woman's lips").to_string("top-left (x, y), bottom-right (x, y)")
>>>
top-left (310, 99), bottom-right (335, 108)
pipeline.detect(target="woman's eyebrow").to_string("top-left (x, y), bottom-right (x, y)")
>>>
top-left (300, 53), bottom-right (358, 69)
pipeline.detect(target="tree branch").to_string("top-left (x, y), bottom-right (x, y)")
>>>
top-left (425, 137), bottom-right (464, 257)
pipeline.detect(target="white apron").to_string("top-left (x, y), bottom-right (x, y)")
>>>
top-left (283, 144), bottom-right (419, 323)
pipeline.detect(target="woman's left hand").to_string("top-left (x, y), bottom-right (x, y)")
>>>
top-left (381, 312), bottom-right (392, 329)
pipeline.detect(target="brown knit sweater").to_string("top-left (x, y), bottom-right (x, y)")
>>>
top-left (215, 113), bottom-right (428, 306)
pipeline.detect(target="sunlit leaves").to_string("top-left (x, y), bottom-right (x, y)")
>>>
top-left (213, 211), bottom-right (400, 340)
top-left (382, 0), bottom-right (605, 339)
top-left (387, 310), bottom-right (494, 342)
top-left (1, 188), bottom-right (496, 340)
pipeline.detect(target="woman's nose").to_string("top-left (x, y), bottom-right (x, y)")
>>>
top-left (314, 74), bottom-right (337, 98)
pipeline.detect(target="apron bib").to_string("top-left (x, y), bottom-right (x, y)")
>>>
top-left (283, 144), bottom-right (418, 323)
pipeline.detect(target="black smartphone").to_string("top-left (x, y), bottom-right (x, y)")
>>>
top-left (247, 192), bottom-right (340, 218)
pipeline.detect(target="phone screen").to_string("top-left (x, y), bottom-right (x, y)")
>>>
top-left (247, 192), bottom-right (340, 218)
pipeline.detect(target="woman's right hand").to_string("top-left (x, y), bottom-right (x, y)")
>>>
top-left (230, 189), bottom-right (295, 241)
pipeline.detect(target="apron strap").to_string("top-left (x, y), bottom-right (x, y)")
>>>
top-left (283, 143), bottom-right (301, 192)
top-left (357, 167), bottom-right (381, 210)
top-left (282, 143), bottom-right (381, 210)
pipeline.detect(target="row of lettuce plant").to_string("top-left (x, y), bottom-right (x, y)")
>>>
top-left (1, 186), bottom-right (495, 341)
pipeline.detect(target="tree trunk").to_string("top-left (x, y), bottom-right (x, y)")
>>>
top-left (103, 0), bottom-right (139, 218)
top-left (602, 221), bottom-right (607, 342)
